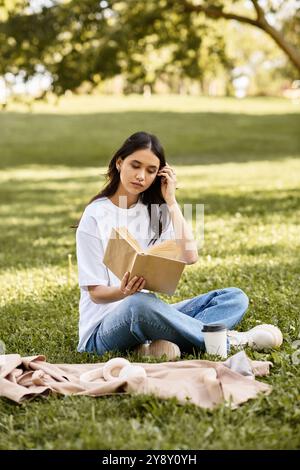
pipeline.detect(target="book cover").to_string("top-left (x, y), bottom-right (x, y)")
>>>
top-left (103, 226), bottom-right (187, 295)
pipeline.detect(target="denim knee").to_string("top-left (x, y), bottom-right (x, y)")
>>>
top-left (228, 287), bottom-right (249, 314)
top-left (125, 292), bottom-right (156, 312)
top-left (127, 292), bottom-right (175, 342)
top-left (127, 292), bottom-right (161, 321)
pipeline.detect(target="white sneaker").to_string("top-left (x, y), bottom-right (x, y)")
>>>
top-left (227, 324), bottom-right (283, 351)
top-left (134, 340), bottom-right (181, 360)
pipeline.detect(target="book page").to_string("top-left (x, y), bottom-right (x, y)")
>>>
top-left (116, 226), bottom-right (143, 253)
top-left (146, 239), bottom-right (182, 260)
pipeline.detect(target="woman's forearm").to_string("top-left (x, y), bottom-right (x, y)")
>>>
top-left (167, 199), bottom-right (199, 265)
top-left (88, 285), bottom-right (125, 304)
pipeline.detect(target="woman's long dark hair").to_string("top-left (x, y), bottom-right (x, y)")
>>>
top-left (71, 131), bottom-right (171, 246)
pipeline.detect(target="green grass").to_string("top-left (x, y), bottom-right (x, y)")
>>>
top-left (1, 95), bottom-right (299, 168)
top-left (0, 95), bottom-right (300, 450)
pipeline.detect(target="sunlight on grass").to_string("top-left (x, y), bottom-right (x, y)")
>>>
top-left (1, 95), bottom-right (299, 168)
top-left (0, 97), bottom-right (299, 450)
top-left (5, 94), bottom-right (300, 115)
top-left (0, 166), bottom-right (103, 182)
top-left (1, 159), bottom-right (299, 327)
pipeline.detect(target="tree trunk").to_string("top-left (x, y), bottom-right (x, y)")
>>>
top-left (258, 20), bottom-right (300, 72)
top-left (182, 1), bottom-right (300, 73)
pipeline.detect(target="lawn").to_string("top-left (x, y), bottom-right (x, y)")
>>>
top-left (0, 95), bottom-right (299, 449)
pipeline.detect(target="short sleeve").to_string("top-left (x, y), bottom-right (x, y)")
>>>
top-left (76, 229), bottom-right (109, 289)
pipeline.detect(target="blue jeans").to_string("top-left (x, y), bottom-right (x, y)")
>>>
top-left (85, 287), bottom-right (249, 356)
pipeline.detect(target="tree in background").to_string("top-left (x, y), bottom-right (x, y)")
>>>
top-left (0, 0), bottom-right (299, 97)
top-left (181, 0), bottom-right (300, 72)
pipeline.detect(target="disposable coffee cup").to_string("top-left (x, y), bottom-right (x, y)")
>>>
top-left (202, 323), bottom-right (227, 359)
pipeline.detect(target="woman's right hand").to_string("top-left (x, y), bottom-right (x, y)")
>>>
top-left (119, 272), bottom-right (146, 297)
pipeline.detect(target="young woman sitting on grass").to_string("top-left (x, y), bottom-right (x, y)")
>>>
top-left (73, 131), bottom-right (282, 360)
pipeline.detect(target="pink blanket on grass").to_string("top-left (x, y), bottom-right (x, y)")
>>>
top-left (0, 351), bottom-right (272, 409)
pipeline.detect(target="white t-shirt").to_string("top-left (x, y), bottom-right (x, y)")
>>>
top-left (75, 196), bottom-right (175, 352)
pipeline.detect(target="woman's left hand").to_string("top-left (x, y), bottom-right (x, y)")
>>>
top-left (157, 163), bottom-right (178, 204)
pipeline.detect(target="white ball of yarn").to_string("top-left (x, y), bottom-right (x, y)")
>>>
top-left (119, 365), bottom-right (147, 380)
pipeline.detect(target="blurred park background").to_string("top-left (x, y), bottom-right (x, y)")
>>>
top-left (0, 0), bottom-right (300, 104)
top-left (0, 0), bottom-right (300, 450)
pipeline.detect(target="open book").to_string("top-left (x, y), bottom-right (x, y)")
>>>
top-left (103, 226), bottom-right (187, 295)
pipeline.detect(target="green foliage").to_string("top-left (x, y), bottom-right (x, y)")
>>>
top-left (275, 9), bottom-right (300, 81)
top-left (0, 95), bottom-right (299, 449)
top-left (0, 0), bottom-right (247, 95)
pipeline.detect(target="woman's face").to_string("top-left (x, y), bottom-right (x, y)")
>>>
top-left (117, 149), bottom-right (161, 193)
